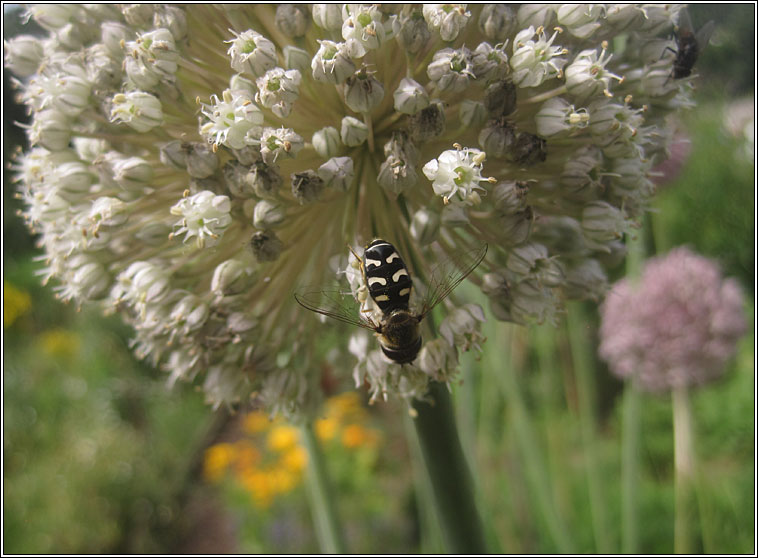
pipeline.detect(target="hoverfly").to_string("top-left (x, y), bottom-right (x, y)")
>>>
top-left (669, 9), bottom-right (715, 79)
top-left (294, 239), bottom-right (487, 364)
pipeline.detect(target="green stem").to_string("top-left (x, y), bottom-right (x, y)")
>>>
top-left (497, 325), bottom-right (575, 553)
top-left (621, 223), bottom-right (646, 553)
top-left (566, 302), bottom-right (612, 553)
top-left (300, 422), bottom-right (346, 554)
top-left (673, 386), bottom-right (697, 554)
top-left (621, 380), bottom-right (641, 553)
top-left (411, 381), bottom-right (489, 554)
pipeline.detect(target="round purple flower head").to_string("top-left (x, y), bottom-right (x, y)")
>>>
top-left (599, 247), bottom-right (746, 392)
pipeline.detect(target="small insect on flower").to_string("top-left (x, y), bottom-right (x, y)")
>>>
top-left (295, 240), bottom-right (487, 365)
top-left (669, 9), bottom-right (715, 79)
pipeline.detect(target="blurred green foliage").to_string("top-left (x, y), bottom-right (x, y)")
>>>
top-left (3, 260), bottom-right (214, 554)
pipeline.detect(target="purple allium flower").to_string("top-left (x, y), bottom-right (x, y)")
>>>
top-left (599, 247), bottom-right (747, 392)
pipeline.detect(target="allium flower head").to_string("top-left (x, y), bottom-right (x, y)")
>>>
top-left (599, 248), bottom-right (747, 392)
top-left (8, 4), bottom-right (697, 413)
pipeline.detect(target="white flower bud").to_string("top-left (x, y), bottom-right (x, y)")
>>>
top-left (318, 156), bottom-right (355, 192)
top-left (378, 155), bottom-right (417, 195)
top-left (4, 35), bottom-right (45, 77)
top-left (393, 77), bottom-right (429, 115)
top-left (340, 116), bottom-right (368, 147)
top-left (253, 199), bottom-right (286, 229)
top-left (186, 143), bottom-right (219, 179)
top-left (427, 46), bottom-right (475, 94)
top-left (312, 126), bottom-right (342, 158)
top-left (170, 294), bottom-right (210, 334)
top-left (459, 99), bottom-right (487, 127)
top-left (507, 243), bottom-right (564, 287)
top-left (63, 254), bottom-right (111, 302)
top-left (226, 29), bottom-right (277, 77)
top-left (312, 4), bottom-right (343, 32)
top-left (211, 259), bottom-right (256, 297)
top-left (556, 4), bottom-right (604, 39)
top-left (472, 42), bottom-right (510, 84)
top-left (30, 109), bottom-right (72, 151)
top-left (110, 91), bottom-right (163, 132)
top-left (423, 4), bottom-right (471, 41)
top-left (581, 201), bottom-right (629, 249)
top-left (439, 303), bottom-right (486, 352)
top-left (256, 67), bottom-right (302, 118)
top-left (341, 4), bottom-right (387, 58)
top-left (492, 181), bottom-right (530, 213)
top-left (478, 5), bottom-right (516, 41)
top-left (100, 22), bottom-right (130, 56)
top-left (393, 9), bottom-right (431, 54)
top-left (112, 156), bottom-right (153, 192)
top-left (478, 119), bottom-right (516, 158)
top-left (229, 73), bottom-right (257, 96)
top-left (55, 161), bottom-right (94, 200)
top-left (311, 40), bottom-right (355, 84)
top-left (417, 339), bottom-right (459, 382)
top-left (565, 259), bottom-right (608, 301)
top-left (90, 197), bottom-right (129, 227)
top-left (517, 4), bottom-right (556, 29)
top-left (344, 69), bottom-right (385, 113)
top-left (535, 97), bottom-right (590, 137)
top-left (283, 45), bottom-right (311, 74)
top-left (276, 4), bottom-right (310, 38)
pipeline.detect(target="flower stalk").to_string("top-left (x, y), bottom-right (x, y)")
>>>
top-left (411, 380), bottom-right (488, 554)
top-left (300, 421), bottom-right (346, 554)
top-left (672, 385), bottom-right (697, 554)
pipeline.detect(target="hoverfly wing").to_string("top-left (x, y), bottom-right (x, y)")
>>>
top-left (418, 243), bottom-right (488, 319)
top-left (294, 285), bottom-right (379, 331)
top-left (695, 19), bottom-right (715, 50)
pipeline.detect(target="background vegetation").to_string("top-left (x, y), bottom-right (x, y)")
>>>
top-left (3, 4), bottom-right (754, 553)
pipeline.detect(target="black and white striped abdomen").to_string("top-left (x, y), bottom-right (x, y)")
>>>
top-left (362, 239), bottom-right (412, 313)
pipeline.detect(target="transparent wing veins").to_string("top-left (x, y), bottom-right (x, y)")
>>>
top-left (294, 286), bottom-right (379, 331)
top-left (418, 243), bottom-right (488, 319)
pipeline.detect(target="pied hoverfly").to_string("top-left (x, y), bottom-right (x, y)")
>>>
top-left (669, 9), bottom-right (715, 80)
top-left (294, 239), bottom-right (487, 364)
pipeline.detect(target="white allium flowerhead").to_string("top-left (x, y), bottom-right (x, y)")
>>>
top-left (599, 248), bottom-right (747, 392)
top-left (7, 4), bottom-right (699, 413)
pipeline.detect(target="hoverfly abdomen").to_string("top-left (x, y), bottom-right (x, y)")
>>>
top-left (362, 239), bottom-right (413, 313)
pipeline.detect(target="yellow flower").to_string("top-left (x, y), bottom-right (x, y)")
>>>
top-left (325, 392), bottom-right (364, 422)
top-left (266, 424), bottom-right (299, 452)
top-left (242, 410), bottom-right (271, 434)
top-left (281, 446), bottom-right (308, 473)
top-left (232, 441), bottom-right (261, 474)
top-left (341, 423), bottom-right (378, 449)
top-left (203, 442), bottom-right (237, 482)
top-left (240, 469), bottom-right (275, 509)
top-left (268, 467), bottom-right (298, 494)
top-left (315, 416), bottom-right (338, 441)
top-left (39, 328), bottom-right (81, 360)
top-left (4, 281), bottom-right (31, 327)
